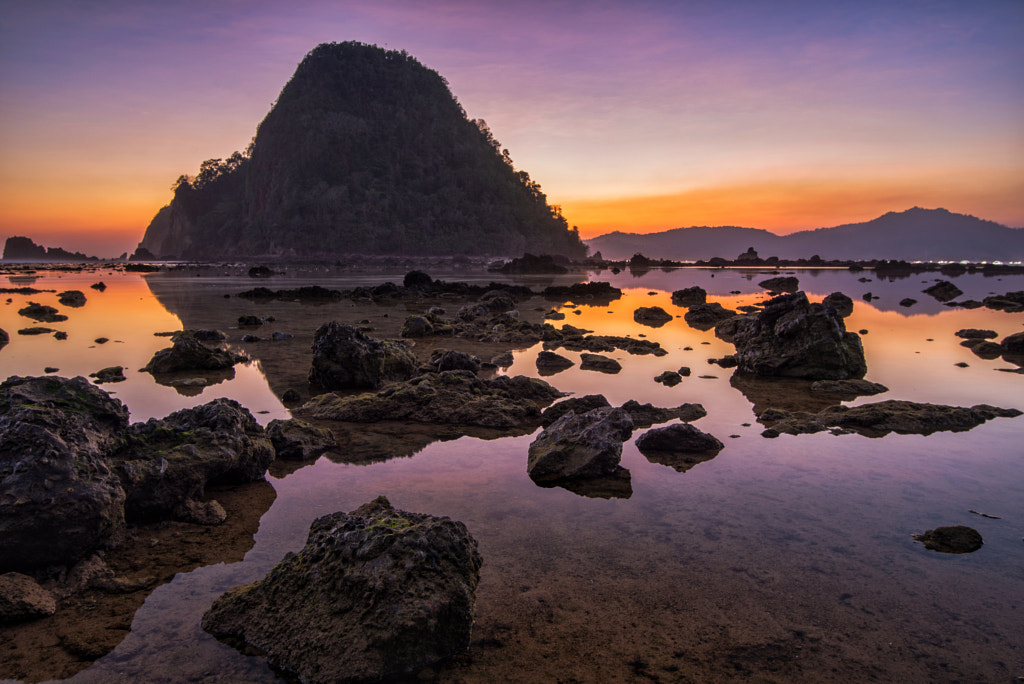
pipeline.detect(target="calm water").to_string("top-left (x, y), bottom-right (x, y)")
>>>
top-left (2, 265), bottom-right (1023, 683)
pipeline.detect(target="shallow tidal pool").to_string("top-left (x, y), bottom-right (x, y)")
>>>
top-left (1, 263), bottom-right (1023, 683)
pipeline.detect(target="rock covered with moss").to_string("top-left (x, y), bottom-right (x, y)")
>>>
top-left (202, 496), bottom-right (482, 683)
top-left (527, 407), bottom-right (635, 484)
top-left (309, 322), bottom-right (417, 390)
top-left (142, 336), bottom-right (241, 374)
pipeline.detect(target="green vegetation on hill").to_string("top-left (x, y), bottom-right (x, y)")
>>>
top-left (138, 42), bottom-right (586, 259)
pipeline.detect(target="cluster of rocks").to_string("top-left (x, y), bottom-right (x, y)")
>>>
top-left (141, 335), bottom-right (244, 375)
top-left (955, 328), bottom-right (1024, 365)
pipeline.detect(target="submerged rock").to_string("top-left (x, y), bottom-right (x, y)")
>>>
top-left (89, 366), bottom-right (126, 384)
top-left (202, 496), bottom-right (482, 684)
top-left (266, 418), bottom-right (336, 460)
top-left (759, 400), bottom-right (1021, 437)
top-left (527, 407), bottom-right (634, 484)
top-left (913, 525), bottom-right (983, 554)
top-left (729, 292), bottom-right (866, 380)
top-left (0, 376), bottom-right (129, 571)
top-left (309, 322), bottom-right (417, 390)
top-left (633, 306), bottom-right (673, 327)
top-left (922, 280), bottom-right (963, 302)
top-left (299, 371), bottom-right (563, 429)
top-left (142, 336), bottom-right (240, 374)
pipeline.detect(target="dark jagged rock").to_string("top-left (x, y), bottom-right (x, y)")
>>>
top-left (982, 291), bottom-right (1024, 312)
top-left (713, 315), bottom-right (750, 343)
top-left (142, 336), bottom-right (241, 374)
top-left (809, 379), bottom-right (888, 396)
top-left (0, 572), bottom-right (58, 623)
top-left (0, 376), bottom-right (129, 571)
top-left (309, 322), bottom-right (417, 390)
top-left (955, 329), bottom-right (997, 340)
top-left (237, 314), bottom-right (262, 326)
top-left (428, 349), bottom-right (481, 374)
top-left (17, 327), bottom-right (55, 335)
top-left (527, 408), bottom-right (634, 484)
top-left (0, 328), bottom-right (7, 350)
top-left (401, 315), bottom-right (434, 337)
top-left (90, 281), bottom-right (106, 291)
top-left (633, 306), bottom-right (673, 327)
top-left (922, 280), bottom-right (963, 302)
top-left (671, 286), bottom-right (706, 307)
top-left (138, 42), bottom-right (585, 259)
top-left (822, 291), bottom-right (854, 317)
top-left (541, 395), bottom-right (612, 427)
top-left (547, 332), bottom-right (668, 357)
top-left (89, 366), bottom-right (126, 384)
top-left (654, 371), bottom-right (682, 387)
top-left (536, 350), bottom-right (574, 374)
top-left (266, 419), bottom-right (336, 460)
top-left (1001, 332), bottom-right (1024, 353)
top-left (620, 400), bottom-right (707, 428)
top-left (115, 399), bottom-right (273, 523)
top-left (729, 292), bottom-right (866, 380)
top-left (57, 290), bottom-right (86, 307)
top-left (683, 302), bottom-right (738, 330)
top-left (299, 371), bottom-right (563, 429)
top-left (18, 302), bottom-right (67, 323)
top-left (579, 353), bottom-right (622, 373)
top-left (758, 276), bottom-right (799, 293)
top-left (202, 496), bottom-right (482, 683)
top-left (899, 298), bottom-right (917, 307)
top-left (636, 424), bottom-right (724, 472)
top-left (759, 400), bottom-right (1021, 437)
top-left (913, 525), bottom-right (983, 554)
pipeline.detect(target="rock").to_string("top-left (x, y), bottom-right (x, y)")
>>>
top-left (729, 292), bottom-right (867, 380)
top-left (654, 371), bottom-right (682, 386)
top-left (89, 366), bottom-right (126, 384)
top-left (899, 298), bottom-right (917, 307)
top-left (240, 334), bottom-right (261, 342)
top-left (633, 306), bottom-right (673, 327)
top-left (671, 286), bottom-right (706, 307)
top-left (496, 253), bottom-right (568, 274)
top-left (18, 302), bottom-right (67, 323)
top-left (114, 398), bottom-right (274, 522)
top-left (822, 292), bottom-right (854, 317)
top-left (713, 315), bottom-right (750, 343)
top-left (44, 367), bottom-right (58, 373)
top-left (266, 418), bottom-right (336, 460)
top-left (202, 496), bottom-right (482, 683)
top-left (959, 338), bottom-right (987, 349)
top-left (971, 341), bottom-right (1004, 359)
top-left (0, 376), bottom-right (129, 570)
top-left (913, 525), bottom-right (983, 554)
top-left (548, 332), bottom-right (668, 357)
top-left (17, 327), bottom-right (55, 335)
top-left (142, 336), bottom-right (240, 374)
top-left (542, 281), bottom-right (622, 304)
top-left (175, 499), bottom-right (228, 526)
top-left (983, 291), bottom-right (1024, 312)
top-left (579, 353), bottom-right (621, 373)
top-left (94, 337), bottom-right (109, 344)
top-left (922, 280), bottom-right (963, 302)
top-left (758, 276), bottom-right (799, 293)
top-left (809, 379), bottom-right (888, 396)
top-left (428, 349), bottom-right (481, 373)
top-left (491, 351), bottom-right (514, 368)
top-left (248, 266), bottom-right (273, 277)
top-left (300, 371), bottom-right (563, 429)
top-left (237, 314), bottom-right (263, 326)
top-left (57, 290), bottom-right (87, 307)
top-left (401, 315), bottom-right (434, 338)
top-left (403, 270), bottom-right (434, 288)
top-left (1001, 331), bottom-right (1024, 353)
top-left (955, 329), bottom-right (998, 340)
top-left (678, 366), bottom-right (691, 376)
top-left (683, 302), bottom-right (738, 330)
top-left (0, 572), bottom-right (57, 623)
top-left (270, 331), bottom-right (292, 341)
top-left (90, 281), bottom-right (106, 291)
top-left (0, 327), bottom-right (7, 350)
top-left (53, 330), bottom-right (67, 340)
top-left (309, 322), bottom-right (417, 390)
top-left (527, 408), bottom-right (634, 484)
top-left (619, 400), bottom-right (706, 427)
top-left (636, 424), bottom-right (723, 472)
top-left (536, 350), bottom-right (575, 373)
top-left (281, 388), bottom-right (302, 403)
top-left (709, 355), bottom-right (738, 368)
top-left (192, 329), bottom-right (228, 341)
top-left (541, 395), bottom-right (612, 426)
top-left (760, 400), bottom-right (1021, 437)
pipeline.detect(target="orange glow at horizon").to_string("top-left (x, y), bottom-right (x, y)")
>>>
top-left (563, 175), bottom-right (1024, 238)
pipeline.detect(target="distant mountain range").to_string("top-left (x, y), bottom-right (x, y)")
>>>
top-left (585, 208), bottom-right (1024, 262)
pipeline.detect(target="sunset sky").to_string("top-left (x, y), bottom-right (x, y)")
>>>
top-left (1, 0), bottom-right (1022, 256)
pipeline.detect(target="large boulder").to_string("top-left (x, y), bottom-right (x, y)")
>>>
top-left (635, 423), bottom-right (724, 473)
top-left (299, 371), bottom-right (563, 429)
top-left (670, 286), bottom-right (706, 307)
top-left (633, 306), bottom-right (673, 327)
top-left (0, 376), bottom-right (129, 571)
top-left (683, 302), bottom-right (737, 330)
top-left (922, 280), bottom-right (963, 302)
top-left (309, 322), bottom-right (417, 390)
top-left (822, 292), bottom-right (854, 318)
top-left (142, 336), bottom-right (240, 374)
top-left (527, 407), bottom-right (634, 484)
top-left (541, 395), bottom-right (612, 426)
top-left (114, 398), bottom-right (274, 522)
top-left (266, 418), bottom-right (336, 461)
top-left (202, 496), bottom-right (482, 683)
top-left (913, 525), bottom-right (983, 554)
top-left (730, 292), bottom-right (867, 380)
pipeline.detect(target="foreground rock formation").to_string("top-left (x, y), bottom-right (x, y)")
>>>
top-left (527, 408), bottom-right (634, 484)
top-left (202, 496), bottom-right (482, 683)
top-left (728, 292), bottom-right (867, 380)
top-left (309, 322), bottom-right (417, 390)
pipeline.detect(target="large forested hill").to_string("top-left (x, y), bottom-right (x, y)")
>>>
top-left (136, 42), bottom-right (586, 259)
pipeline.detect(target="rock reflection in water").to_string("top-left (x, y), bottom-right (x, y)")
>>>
top-left (537, 466), bottom-right (633, 499)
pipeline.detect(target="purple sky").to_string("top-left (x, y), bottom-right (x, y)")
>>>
top-left (1, 0), bottom-right (1022, 256)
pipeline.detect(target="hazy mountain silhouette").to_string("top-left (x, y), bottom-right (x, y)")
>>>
top-left (586, 208), bottom-right (1024, 262)
top-left (137, 42), bottom-right (585, 260)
